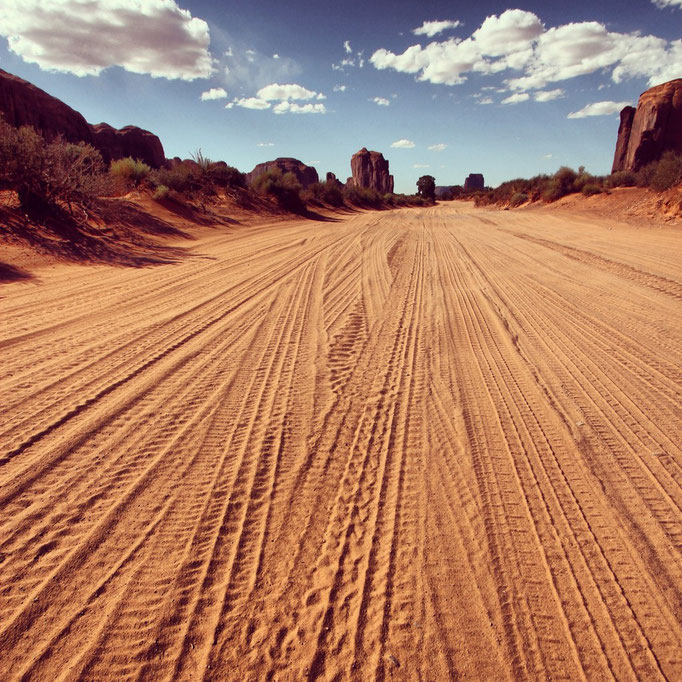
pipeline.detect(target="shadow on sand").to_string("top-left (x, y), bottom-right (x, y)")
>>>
top-left (0, 261), bottom-right (34, 283)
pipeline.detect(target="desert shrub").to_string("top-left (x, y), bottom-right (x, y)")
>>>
top-left (307, 181), bottom-right (343, 206)
top-left (605, 170), bottom-right (637, 188)
top-left (509, 192), bottom-right (528, 207)
top-left (646, 151), bottom-right (682, 191)
top-left (152, 163), bottom-right (201, 195)
top-left (153, 184), bottom-right (169, 201)
top-left (0, 118), bottom-right (107, 217)
top-left (209, 163), bottom-right (246, 189)
top-left (252, 168), bottom-right (305, 212)
top-left (344, 184), bottom-right (382, 207)
top-left (581, 183), bottom-right (602, 196)
top-left (109, 157), bottom-right (151, 188)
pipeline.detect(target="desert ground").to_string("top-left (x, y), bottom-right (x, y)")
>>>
top-left (1, 202), bottom-right (681, 680)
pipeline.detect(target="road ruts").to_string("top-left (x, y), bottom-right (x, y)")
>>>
top-left (1, 202), bottom-right (681, 680)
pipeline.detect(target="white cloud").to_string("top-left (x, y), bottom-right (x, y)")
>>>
top-left (200, 87), bottom-right (227, 101)
top-left (413, 20), bottom-right (461, 38)
top-left (534, 88), bottom-right (564, 102)
top-left (652, 0), bottom-right (682, 7)
top-left (234, 97), bottom-right (271, 110)
top-left (567, 100), bottom-right (631, 118)
top-left (0, 0), bottom-right (213, 79)
top-left (372, 9), bottom-right (682, 91)
top-left (273, 54), bottom-right (280, 59)
top-left (391, 139), bottom-right (416, 148)
top-left (333, 84), bottom-right (347, 92)
top-left (344, 40), bottom-right (352, 54)
top-left (478, 97), bottom-right (494, 104)
top-left (372, 97), bottom-right (390, 106)
top-left (222, 47), bottom-right (301, 90)
top-left (257, 83), bottom-right (319, 101)
top-left (544, 153), bottom-right (553, 159)
top-left (428, 143), bottom-right (447, 152)
top-left (257, 142), bottom-right (275, 147)
top-left (501, 92), bottom-right (530, 104)
top-left (413, 163), bottom-right (430, 168)
top-left (272, 101), bottom-right (326, 114)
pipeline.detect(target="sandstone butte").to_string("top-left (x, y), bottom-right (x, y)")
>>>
top-left (464, 173), bottom-right (485, 191)
top-left (612, 78), bottom-right (682, 173)
top-left (246, 158), bottom-right (320, 188)
top-left (0, 68), bottom-right (165, 168)
top-left (349, 148), bottom-right (394, 194)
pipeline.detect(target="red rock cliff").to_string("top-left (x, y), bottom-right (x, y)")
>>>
top-left (350, 148), bottom-right (394, 194)
top-left (612, 79), bottom-right (682, 173)
top-left (0, 68), bottom-right (165, 168)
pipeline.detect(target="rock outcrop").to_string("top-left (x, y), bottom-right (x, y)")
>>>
top-left (326, 171), bottom-right (343, 189)
top-left (464, 173), bottom-right (485, 190)
top-left (0, 68), bottom-right (165, 168)
top-left (246, 158), bottom-right (319, 188)
top-left (91, 123), bottom-right (165, 168)
top-left (612, 79), bottom-right (682, 173)
top-left (350, 148), bottom-right (394, 194)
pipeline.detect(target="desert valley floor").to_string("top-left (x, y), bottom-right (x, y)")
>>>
top-left (1, 203), bottom-right (681, 680)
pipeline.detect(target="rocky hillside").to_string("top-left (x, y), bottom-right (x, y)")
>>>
top-left (0, 68), bottom-right (165, 168)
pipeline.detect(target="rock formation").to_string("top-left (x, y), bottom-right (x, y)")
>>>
top-left (350, 148), bottom-right (394, 194)
top-left (325, 171), bottom-right (343, 189)
top-left (91, 123), bottom-right (165, 168)
top-left (0, 68), bottom-right (165, 168)
top-left (464, 173), bottom-right (485, 190)
top-left (246, 158), bottom-right (319, 188)
top-left (612, 79), bottom-right (682, 173)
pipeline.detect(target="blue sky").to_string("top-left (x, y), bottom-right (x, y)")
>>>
top-left (1, 1), bottom-right (681, 192)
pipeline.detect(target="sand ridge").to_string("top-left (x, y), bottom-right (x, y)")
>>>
top-left (0, 203), bottom-right (681, 680)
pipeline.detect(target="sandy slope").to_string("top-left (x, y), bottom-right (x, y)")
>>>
top-left (1, 203), bottom-right (681, 680)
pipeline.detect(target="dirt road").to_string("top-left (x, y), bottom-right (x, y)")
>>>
top-left (1, 203), bottom-right (681, 680)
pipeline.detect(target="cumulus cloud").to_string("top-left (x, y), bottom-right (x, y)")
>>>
top-left (652, 0), bottom-right (682, 7)
top-left (413, 20), bottom-right (461, 38)
top-left (333, 84), bottom-right (347, 92)
top-left (257, 142), bottom-right (275, 147)
top-left (273, 101), bottom-right (326, 114)
top-left (391, 139), bottom-right (416, 148)
top-left (372, 97), bottom-right (390, 106)
top-left (501, 92), bottom-right (530, 104)
top-left (257, 83), bottom-right (318, 101)
top-left (371, 9), bottom-right (682, 91)
top-left (0, 0), bottom-right (213, 79)
top-left (478, 97), bottom-right (494, 104)
top-left (534, 88), bottom-right (564, 102)
top-left (201, 87), bottom-right (227, 101)
top-left (344, 40), bottom-right (352, 54)
top-left (233, 97), bottom-right (271, 110)
top-left (428, 143), bottom-right (447, 151)
top-left (567, 101), bottom-right (631, 118)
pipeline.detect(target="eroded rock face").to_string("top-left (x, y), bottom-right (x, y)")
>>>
top-left (246, 158), bottom-right (319, 188)
top-left (464, 173), bottom-right (485, 190)
top-left (91, 123), bottom-right (165, 168)
top-left (350, 148), bottom-right (394, 194)
top-left (326, 171), bottom-right (343, 188)
top-left (0, 68), bottom-right (166, 168)
top-left (612, 79), bottom-right (682, 172)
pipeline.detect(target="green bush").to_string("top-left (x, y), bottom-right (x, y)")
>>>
top-left (509, 192), bottom-right (528, 207)
top-left (153, 184), bottom-right (169, 201)
top-left (252, 168), bottom-right (305, 212)
top-left (110, 157), bottom-right (151, 188)
top-left (647, 151), bottom-right (682, 191)
top-left (581, 183), bottom-right (602, 196)
top-left (152, 163), bottom-right (201, 195)
top-left (605, 170), bottom-right (637, 188)
top-left (0, 118), bottom-right (107, 217)
top-left (343, 184), bottom-right (382, 207)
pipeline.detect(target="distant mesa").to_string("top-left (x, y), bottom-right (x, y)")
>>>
top-left (464, 173), bottom-right (485, 191)
top-left (247, 158), bottom-right (319, 188)
top-left (612, 78), bottom-right (682, 173)
top-left (349, 148), bottom-right (394, 194)
top-left (326, 171), bottom-right (343, 189)
top-left (0, 68), bottom-right (165, 168)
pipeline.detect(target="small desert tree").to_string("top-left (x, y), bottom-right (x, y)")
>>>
top-left (417, 175), bottom-right (436, 202)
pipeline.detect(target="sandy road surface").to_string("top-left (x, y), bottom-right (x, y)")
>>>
top-left (1, 203), bottom-right (681, 680)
